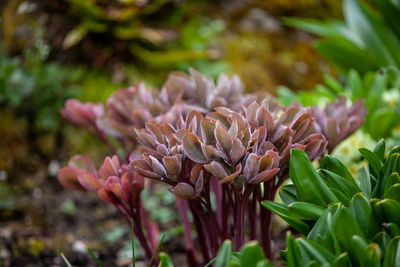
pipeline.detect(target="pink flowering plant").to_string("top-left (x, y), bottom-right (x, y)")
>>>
top-left (58, 69), bottom-right (366, 266)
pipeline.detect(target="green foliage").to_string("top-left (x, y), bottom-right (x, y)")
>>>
top-left (278, 69), bottom-right (400, 140)
top-left (263, 141), bottom-right (400, 266)
top-left (62, 0), bottom-right (225, 74)
top-left (206, 240), bottom-right (274, 267)
top-left (0, 45), bottom-right (82, 132)
top-left (285, 0), bottom-right (400, 74)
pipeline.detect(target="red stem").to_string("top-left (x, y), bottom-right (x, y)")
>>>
top-left (177, 198), bottom-right (198, 267)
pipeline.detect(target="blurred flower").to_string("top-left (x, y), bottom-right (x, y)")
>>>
top-left (310, 96), bottom-right (367, 152)
top-left (61, 99), bottom-right (104, 132)
top-left (58, 155), bottom-right (144, 212)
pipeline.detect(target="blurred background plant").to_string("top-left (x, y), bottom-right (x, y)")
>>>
top-left (285, 0), bottom-right (400, 74)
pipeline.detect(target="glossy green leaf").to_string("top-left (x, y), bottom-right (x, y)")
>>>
top-left (290, 149), bottom-right (338, 206)
top-left (285, 232), bottom-right (303, 267)
top-left (387, 223), bottom-right (400, 238)
top-left (307, 205), bottom-right (340, 252)
top-left (239, 241), bottom-right (265, 267)
top-left (351, 235), bottom-right (369, 266)
top-left (215, 240), bottom-right (233, 267)
top-left (279, 184), bottom-right (297, 205)
top-left (261, 201), bottom-right (310, 235)
top-left (314, 39), bottom-right (377, 74)
top-left (376, 199), bottom-right (400, 225)
top-left (332, 205), bottom-right (365, 252)
top-left (288, 202), bottom-right (325, 220)
top-left (359, 148), bottom-right (383, 177)
top-left (296, 238), bottom-right (336, 264)
top-left (365, 243), bottom-right (381, 267)
top-left (383, 236), bottom-right (400, 267)
top-left (349, 193), bottom-right (371, 235)
top-left (344, 0), bottom-right (400, 69)
top-left (357, 167), bottom-right (372, 198)
top-left (158, 252), bottom-right (174, 267)
top-left (384, 183), bottom-right (400, 202)
top-left (320, 155), bottom-right (357, 188)
top-left (323, 170), bottom-right (360, 199)
top-left (373, 139), bottom-right (386, 162)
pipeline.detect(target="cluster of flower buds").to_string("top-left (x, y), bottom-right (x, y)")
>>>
top-left (61, 99), bottom-right (104, 133)
top-left (131, 99), bottom-right (328, 199)
top-left (61, 69), bottom-right (267, 149)
top-left (310, 96), bottom-right (367, 152)
top-left (58, 155), bottom-right (144, 214)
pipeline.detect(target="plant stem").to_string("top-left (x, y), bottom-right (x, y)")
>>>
top-left (233, 190), bottom-right (244, 251)
top-left (192, 211), bottom-right (210, 264)
top-left (260, 181), bottom-right (273, 260)
top-left (177, 198), bottom-right (198, 267)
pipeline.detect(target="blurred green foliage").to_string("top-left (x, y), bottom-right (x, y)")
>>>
top-left (60, 0), bottom-right (227, 73)
top-left (0, 44), bottom-right (83, 132)
top-left (285, 0), bottom-right (400, 74)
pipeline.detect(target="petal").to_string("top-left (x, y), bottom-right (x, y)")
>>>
top-left (57, 167), bottom-right (85, 191)
top-left (249, 168), bottom-right (279, 184)
top-left (204, 161), bottom-right (228, 180)
top-left (215, 120), bottom-right (233, 153)
top-left (173, 183), bottom-right (195, 200)
top-left (182, 132), bottom-right (208, 163)
top-left (77, 171), bottom-right (101, 192)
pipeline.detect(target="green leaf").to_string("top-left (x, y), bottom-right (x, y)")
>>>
top-left (149, 234), bottom-right (166, 267)
top-left (332, 205), bottom-right (365, 253)
top-left (376, 199), bottom-right (400, 225)
top-left (314, 39), bottom-right (377, 74)
top-left (351, 235), bottom-right (368, 266)
top-left (279, 184), bottom-right (297, 205)
top-left (288, 202), bottom-right (325, 220)
top-left (348, 69), bottom-right (363, 100)
top-left (331, 253), bottom-right (350, 267)
top-left (365, 243), bottom-right (381, 267)
top-left (357, 167), bottom-right (372, 198)
top-left (387, 223), bottom-right (400, 238)
top-left (88, 248), bottom-right (103, 267)
top-left (239, 241), bottom-right (265, 267)
top-left (344, 0), bottom-right (400, 69)
top-left (369, 108), bottom-right (397, 139)
top-left (320, 155), bottom-right (357, 188)
top-left (384, 180), bottom-right (400, 202)
top-left (376, 153), bottom-right (400, 196)
top-left (215, 240), bottom-right (233, 267)
top-left (255, 261), bottom-right (275, 267)
top-left (261, 201), bottom-right (310, 235)
top-left (290, 149), bottom-right (338, 207)
top-left (383, 236), bottom-right (400, 267)
top-left (158, 252), bottom-right (174, 267)
top-left (323, 170), bottom-right (360, 199)
top-left (307, 205), bottom-right (340, 252)
top-left (359, 148), bottom-right (383, 177)
top-left (283, 17), bottom-right (345, 38)
top-left (285, 232), bottom-right (303, 267)
top-left (373, 139), bottom-right (386, 162)
top-left (296, 238), bottom-right (337, 264)
top-left (349, 193), bottom-right (372, 235)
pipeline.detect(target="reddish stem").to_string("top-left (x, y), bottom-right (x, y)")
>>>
top-left (177, 198), bottom-right (198, 267)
